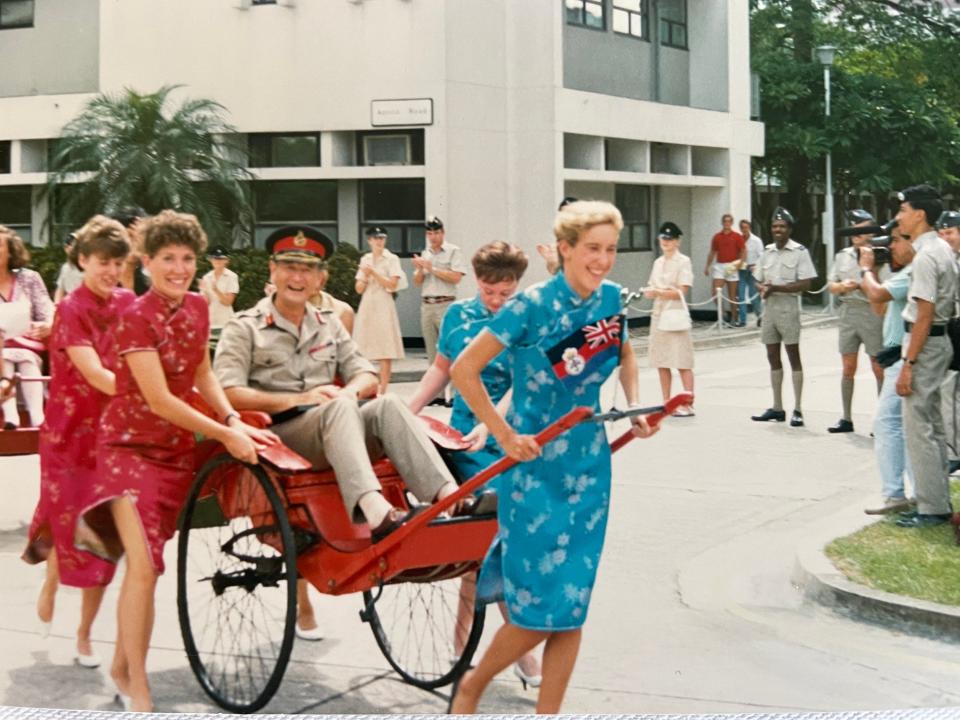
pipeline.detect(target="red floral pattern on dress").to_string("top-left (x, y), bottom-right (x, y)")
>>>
top-left (89, 290), bottom-right (210, 574)
top-left (22, 284), bottom-right (135, 587)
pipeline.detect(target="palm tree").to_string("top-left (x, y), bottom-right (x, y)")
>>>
top-left (43, 85), bottom-right (253, 246)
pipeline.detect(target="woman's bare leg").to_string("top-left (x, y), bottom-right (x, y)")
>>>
top-left (535, 628), bottom-right (582, 713)
top-left (296, 579), bottom-right (318, 631)
top-left (378, 360), bottom-right (392, 396)
top-left (37, 546), bottom-right (59, 624)
top-left (657, 368), bottom-right (673, 403)
top-left (495, 603), bottom-right (542, 681)
top-left (110, 497), bottom-right (158, 713)
top-left (77, 585), bottom-right (106, 657)
top-left (454, 574), bottom-right (478, 657)
top-left (450, 623), bottom-right (547, 714)
top-left (679, 369), bottom-right (694, 395)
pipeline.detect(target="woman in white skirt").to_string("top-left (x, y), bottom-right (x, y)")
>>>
top-left (354, 226), bottom-right (407, 395)
top-left (645, 222), bottom-right (695, 416)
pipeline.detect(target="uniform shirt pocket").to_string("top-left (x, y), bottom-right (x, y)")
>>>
top-left (252, 348), bottom-right (290, 368)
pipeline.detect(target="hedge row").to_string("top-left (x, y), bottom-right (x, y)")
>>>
top-left (26, 243), bottom-right (362, 312)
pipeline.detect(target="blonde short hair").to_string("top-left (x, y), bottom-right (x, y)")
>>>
top-left (553, 201), bottom-right (624, 246)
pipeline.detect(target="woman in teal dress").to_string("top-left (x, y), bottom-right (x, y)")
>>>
top-left (449, 201), bottom-right (659, 714)
top-left (408, 240), bottom-right (542, 687)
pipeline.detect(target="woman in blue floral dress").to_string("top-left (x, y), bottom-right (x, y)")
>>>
top-left (408, 240), bottom-right (542, 687)
top-left (449, 201), bottom-right (658, 713)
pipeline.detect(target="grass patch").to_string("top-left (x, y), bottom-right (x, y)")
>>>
top-left (825, 483), bottom-right (960, 607)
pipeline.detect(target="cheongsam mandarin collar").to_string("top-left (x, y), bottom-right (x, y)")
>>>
top-left (75, 282), bottom-right (111, 307)
top-left (467, 295), bottom-right (494, 318)
top-left (554, 270), bottom-right (600, 309)
top-left (146, 287), bottom-right (185, 315)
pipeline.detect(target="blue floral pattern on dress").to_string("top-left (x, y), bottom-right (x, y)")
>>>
top-left (438, 296), bottom-right (512, 480)
top-left (476, 273), bottom-right (625, 630)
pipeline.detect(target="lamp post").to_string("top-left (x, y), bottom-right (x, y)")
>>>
top-left (815, 44), bottom-right (837, 312)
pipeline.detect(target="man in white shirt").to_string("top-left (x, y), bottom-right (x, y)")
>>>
top-left (199, 245), bottom-right (240, 330)
top-left (737, 219), bottom-right (764, 327)
top-left (412, 216), bottom-right (466, 405)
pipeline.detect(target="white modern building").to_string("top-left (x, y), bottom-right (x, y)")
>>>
top-left (0, 0), bottom-right (764, 335)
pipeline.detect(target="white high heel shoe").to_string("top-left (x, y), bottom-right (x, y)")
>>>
top-left (513, 662), bottom-right (542, 690)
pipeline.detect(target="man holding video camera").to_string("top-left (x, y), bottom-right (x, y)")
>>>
top-left (858, 222), bottom-right (916, 514)
top-left (892, 184), bottom-right (956, 528)
top-left (826, 209), bottom-right (885, 433)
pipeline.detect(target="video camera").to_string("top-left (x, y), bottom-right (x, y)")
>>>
top-left (837, 219), bottom-right (899, 267)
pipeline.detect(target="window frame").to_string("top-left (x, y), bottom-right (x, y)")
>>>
top-left (611, 0), bottom-right (648, 41)
top-left (247, 132), bottom-right (321, 168)
top-left (564, 0), bottom-right (606, 32)
top-left (359, 178), bottom-right (426, 256)
top-left (0, 0), bottom-right (34, 30)
top-left (0, 141), bottom-right (11, 174)
top-left (614, 184), bottom-right (653, 252)
top-left (658, 0), bottom-right (688, 50)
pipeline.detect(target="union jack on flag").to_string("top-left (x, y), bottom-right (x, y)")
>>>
top-left (584, 317), bottom-right (621, 348)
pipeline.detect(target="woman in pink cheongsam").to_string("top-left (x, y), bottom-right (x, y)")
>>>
top-left (22, 216), bottom-right (134, 669)
top-left (82, 210), bottom-right (277, 713)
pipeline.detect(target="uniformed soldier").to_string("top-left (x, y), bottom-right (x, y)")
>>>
top-left (935, 210), bottom-right (960, 475)
top-left (751, 207), bottom-right (818, 427)
top-left (825, 209), bottom-right (885, 433)
top-left (937, 210), bottom-right (960, 255)
top-left (213, 226), bottom-right (463, 542)
top-left (893, 185), bottom-right (957, 528)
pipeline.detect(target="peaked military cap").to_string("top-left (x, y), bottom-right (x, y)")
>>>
top-left (264, 225), bottom-right (334, 265)
top-left (657, 221), bottom-right (683, 239)
top-left (207, 245), bottom-right (230, 259)
top-left (937, 210), bottom-right (960, 230)
top-left (365, 226), bottom-right (388, 237)
top-left (558, 196), bottom-right (579, 211)
top-left (771, 207), bottom-right (795, 226)
top-left (424, 216), bottom-right (444, 231)
top-left (897, 184), bottom-right (941, 204)
top-left (847, 209), bottom-right (875, 225)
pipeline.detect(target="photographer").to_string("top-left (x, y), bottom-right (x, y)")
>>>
top-left (826, 209), bottom-right (884, 433)
top-left (858, 225), bottom-right (916, 514)
top-left (893, 185), bottom-right (957, 529)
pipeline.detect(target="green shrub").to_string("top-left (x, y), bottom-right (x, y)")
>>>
top-left (27, 244), bottom-right (67, 295)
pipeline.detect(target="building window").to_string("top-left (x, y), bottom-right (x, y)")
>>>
top-left (0, 141), bottom-right (10, 174)
top-left (356, 130), bottom-right (424, 167)
top-left (360, 178), bottom-right (425, 255)
top-left (0, 0), bottom-right (33, 29)
top-left (565, 0), bottom-right (604, 30)
top-left (248, 133), bottom-right (320, 168)
top-left (615, 185), bottom-right (651, 251)
top-left (612, 0), bottom-right (647, 39)
top-left (252, 180), bottom-right (337, 247)
top-left (251, 0), bottom-right (277, 5)
top-left (0, 186), bottom-right (32, 243)
top-left (659, 0), bottom-right (687, 49)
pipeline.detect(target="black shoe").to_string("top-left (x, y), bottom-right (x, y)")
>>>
top-left (949, 459), bottom-right (960, 475)
top-left (751, 408), bottom-right (785, 422)
top-left (790, 410), bottom-right (804, 427)
top-left (370, 505), bottom-right (429, 543)
top-left (895, 513), bottom-right (952, 529)
top-left (427, 397), bottom-right (447, 407)
top-left (898, 509), bottom-right (919, 520)
top-left (757, 317), bottom-right (762, 327)
top-left (827, 418), bottom-right (854, 433)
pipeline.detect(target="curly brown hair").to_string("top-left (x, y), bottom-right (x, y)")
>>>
top-left (0, 225), bottom-right (31, 271)
top-left (141, 210), bottom-right (209, 258)
top-left (70, 215), bottom-right (130, 264)
top-left (471, 241), bottom-right (528, 284)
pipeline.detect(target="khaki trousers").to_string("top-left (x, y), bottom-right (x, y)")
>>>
top-left (902, 333), bottom-right (953, 515)
top-left (420, 300), bottom-right (453, 366)
top-left (272, 394), bottom-right (453, 521)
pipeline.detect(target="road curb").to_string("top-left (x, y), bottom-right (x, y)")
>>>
top-left (793, 506), bottom-right (960, 641)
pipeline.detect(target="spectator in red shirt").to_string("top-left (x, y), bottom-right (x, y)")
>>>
top-left (703, 214), bottom-right (746, 327)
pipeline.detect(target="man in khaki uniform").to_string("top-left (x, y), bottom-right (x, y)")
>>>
top-left (412, 216), bottom-right (466, 405)
top-left (214, 225), bottom-right (461, 543)
top-left (825, 209), bottom-right (884, 433)
top-left (751, 207), bottom-right (817, 427)
top-left (893, 185), bottom-right (957, 528)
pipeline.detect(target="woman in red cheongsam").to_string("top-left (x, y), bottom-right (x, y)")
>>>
top-left (82, 210), bottom-right (277, 713)
top-left (22, 216), bottom-right (134, 669)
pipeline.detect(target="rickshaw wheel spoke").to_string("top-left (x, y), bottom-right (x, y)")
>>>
top-left (177, 454), bottom-right (297, 713)
top-left (362, 570), bottom-right (486, 689)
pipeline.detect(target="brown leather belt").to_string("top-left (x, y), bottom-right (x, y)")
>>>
top-left (422, 296), bottom-right (455, 305)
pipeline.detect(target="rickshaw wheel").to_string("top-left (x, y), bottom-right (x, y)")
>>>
top-left (177, 454), bottom-right (297, 713)
top-left (362, 574), bottom-right (486, 689)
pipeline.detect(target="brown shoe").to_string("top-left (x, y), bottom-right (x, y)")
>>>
top-left (864, 497), bottom-right (915, 515)
top-left (370, 505), bottom-right (428, 543)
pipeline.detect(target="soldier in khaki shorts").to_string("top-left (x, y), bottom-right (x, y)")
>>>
top-left (214, 226), bottom-right (463, 543)
top-left (751, 207), bottom-right (817, 427)
top-left (826, 209), bottom-right (884, 433)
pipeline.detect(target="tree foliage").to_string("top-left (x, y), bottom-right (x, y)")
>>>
top-left (752, 0), bottom-right (960, 242)
top-left (42, 85), bottom-right (253, 247)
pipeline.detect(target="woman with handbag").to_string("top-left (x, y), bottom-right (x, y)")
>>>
top-left (645, 222), bottom-right (695, 416)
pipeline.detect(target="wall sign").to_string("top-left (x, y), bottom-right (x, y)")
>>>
top-left (371, 98), bottom-right (434, 127)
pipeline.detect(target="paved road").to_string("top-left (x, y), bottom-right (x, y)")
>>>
top-left (1, 325), bottom-right (958, 715)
